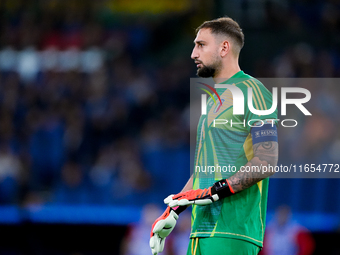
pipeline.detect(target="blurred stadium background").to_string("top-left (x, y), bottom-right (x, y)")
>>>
top-left (0, 0), bottom-right (339, 254)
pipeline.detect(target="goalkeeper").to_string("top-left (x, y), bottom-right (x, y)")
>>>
top-left (150, 17), bottom-right (278, 255)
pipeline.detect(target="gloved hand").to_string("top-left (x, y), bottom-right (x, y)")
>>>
top-left (149, 207), bottom-right (178, 255)
top-left (165, 179), bottom-right (235, 207)
top-left (164, 188), bottom-right (217, 207)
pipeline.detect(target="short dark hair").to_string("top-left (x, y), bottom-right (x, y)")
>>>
top-left (196, 17), bottom-right (244, 53)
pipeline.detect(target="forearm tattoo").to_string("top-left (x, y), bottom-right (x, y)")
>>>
top-left (228, 141), bottom-right (278, 193)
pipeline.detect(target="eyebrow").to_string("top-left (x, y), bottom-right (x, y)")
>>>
top-left (194, 40), bottom-right (206, 44)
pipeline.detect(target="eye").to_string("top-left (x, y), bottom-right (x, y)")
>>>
top-left (198, 43), bottom-right (203, 48)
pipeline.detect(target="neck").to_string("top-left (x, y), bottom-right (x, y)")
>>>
top-left (213, 58), bottom-right (241, 84)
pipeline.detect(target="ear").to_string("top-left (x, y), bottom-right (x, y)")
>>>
top-left (220, 40), bottom-right (230, 57)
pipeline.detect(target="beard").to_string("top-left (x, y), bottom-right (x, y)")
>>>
top-left (197, 64), bottom-right (216, 78)
top-left (196, 57), bottom-right (222, 78)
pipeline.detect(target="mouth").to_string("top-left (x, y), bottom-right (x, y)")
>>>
top-left (195, 61), bottom-right (202, 68)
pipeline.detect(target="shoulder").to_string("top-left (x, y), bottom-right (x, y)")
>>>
top-left (233, 74), bottom-right (275, 110)
top-left (234, 75), bottom-right (270, 94)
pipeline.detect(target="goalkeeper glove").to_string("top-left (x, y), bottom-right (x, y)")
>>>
top-left (164, 179), bottom-right (235, 207)
top-left (149, 206), bottom-right (187, 255)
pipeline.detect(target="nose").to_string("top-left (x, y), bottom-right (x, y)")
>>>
top-left (191, 46), bottom-right (199, 60)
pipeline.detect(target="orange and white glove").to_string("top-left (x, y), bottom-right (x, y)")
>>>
top-left (165, 179), bottom-right (235, 207)
top-left (149, 206), bottom-right (186, 255)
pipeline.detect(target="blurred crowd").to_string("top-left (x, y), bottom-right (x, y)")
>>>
top-left (0, 0), bottom-right (339, 219)
top-left (260, 205), bottom-right (315, 255)
top-left (0, 0), bottom-right (194, 206)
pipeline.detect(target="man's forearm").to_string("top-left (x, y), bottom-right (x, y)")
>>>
top-left (228, 141), bottom-right (278, 193)
top-left (181, 175), bottom-right (193, 192)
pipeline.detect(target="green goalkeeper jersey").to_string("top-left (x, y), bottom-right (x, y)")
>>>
top-left (191, 71), bottom-right (278, 247)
